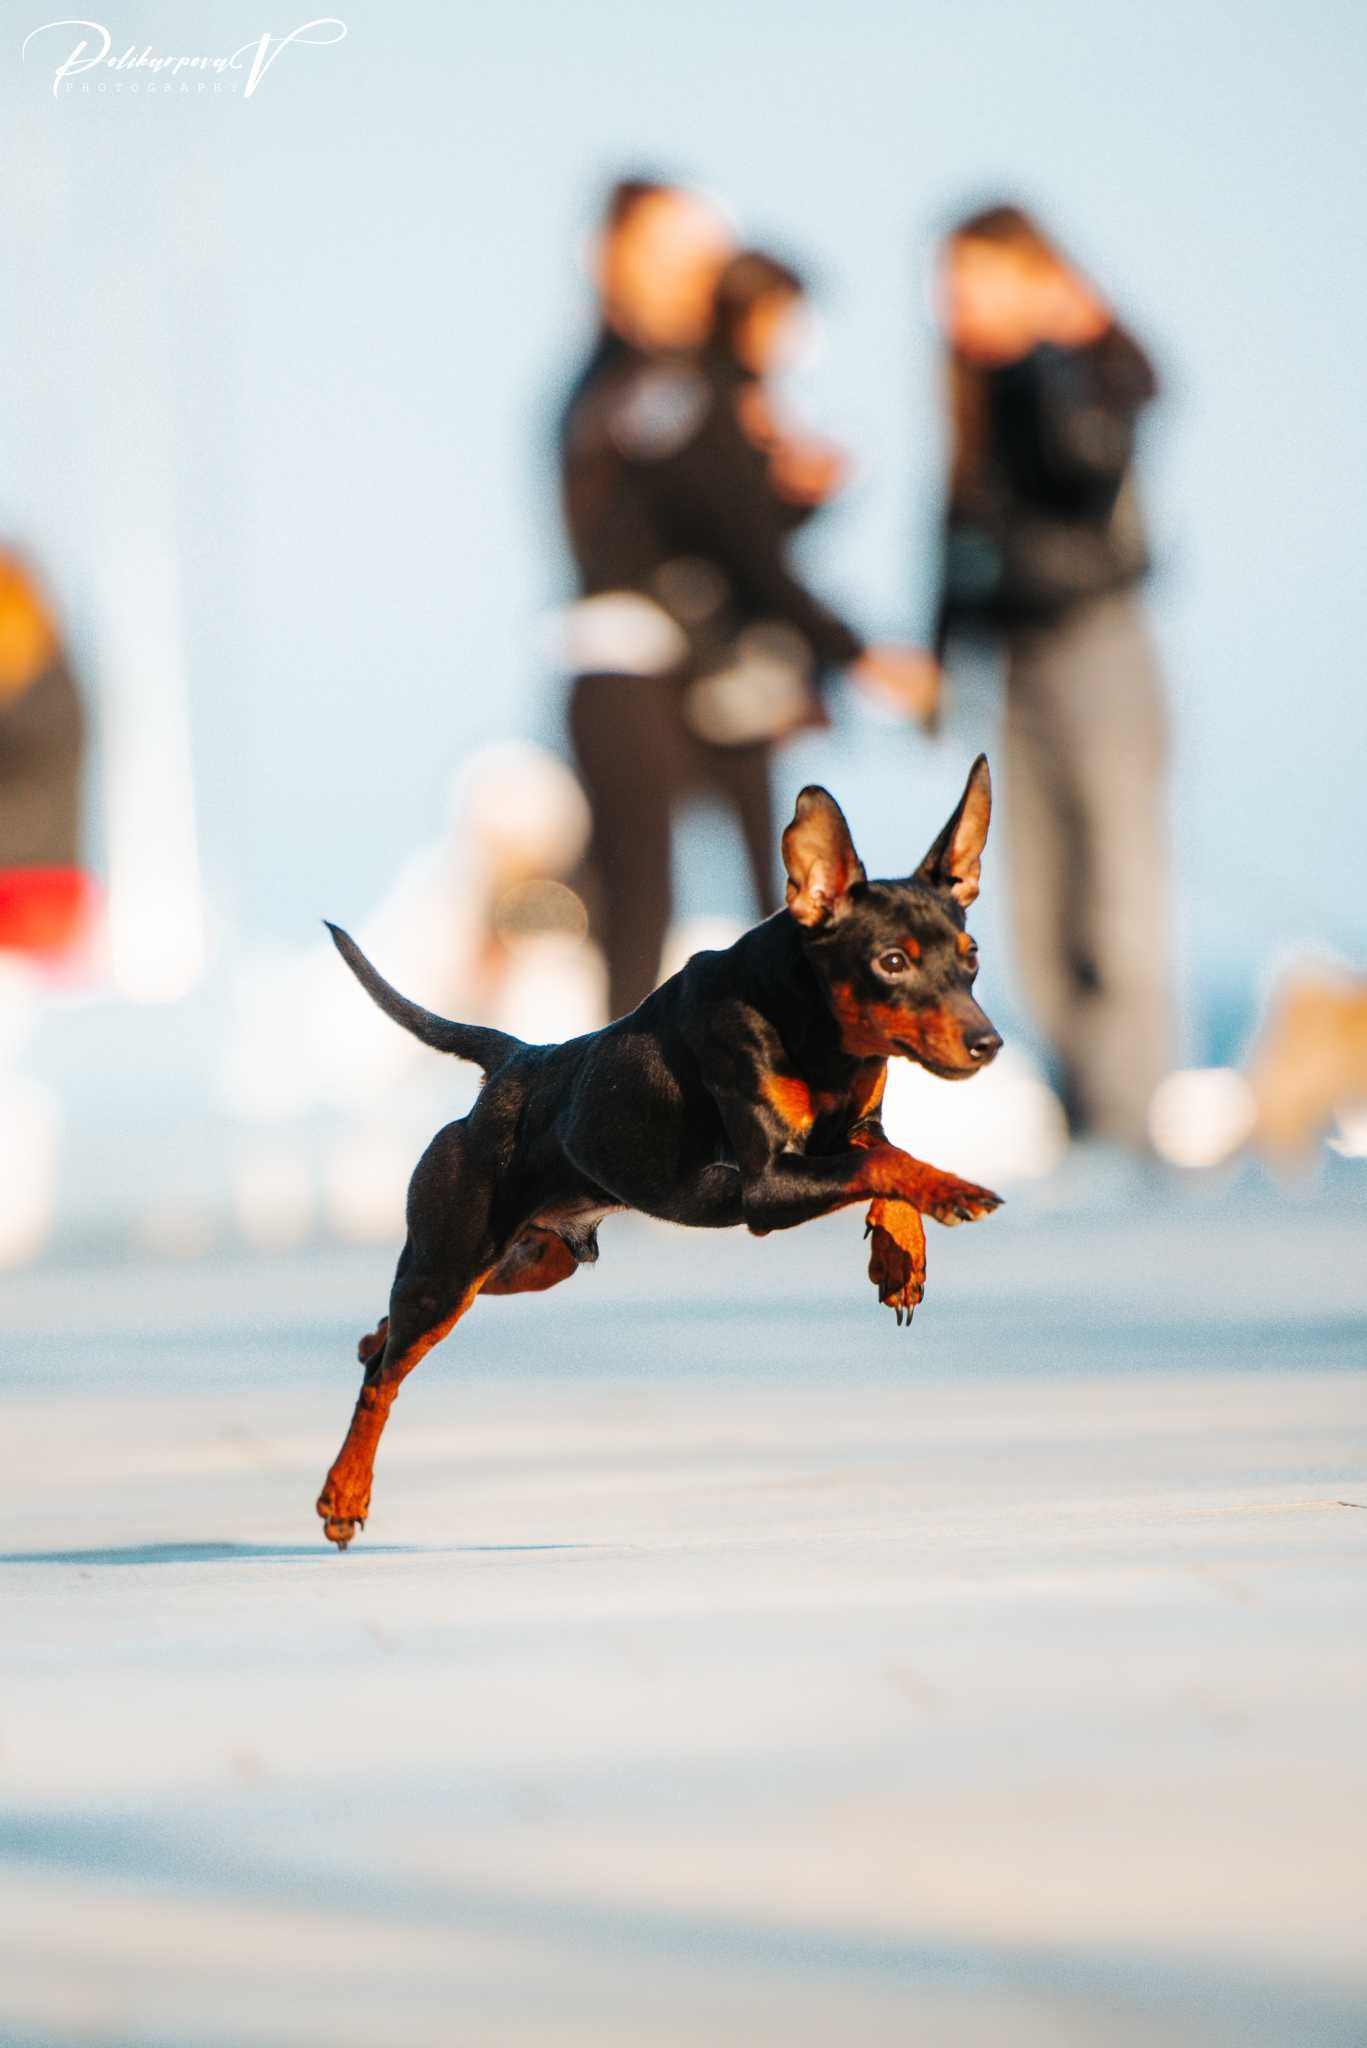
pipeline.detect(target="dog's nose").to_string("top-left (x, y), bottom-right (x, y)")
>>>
top-left (965, 1027), bottom-right (1002, 1065)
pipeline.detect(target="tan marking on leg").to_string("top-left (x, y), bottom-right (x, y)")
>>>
top-left (848, 1061), bottom-right (887, 1126)
top-left (851, 1143), bottom-right (1002, 1227)
top-left (762, 1072), bottom-right (814, 1133)
top-left (483, 1227), bottom-right (579, 1296)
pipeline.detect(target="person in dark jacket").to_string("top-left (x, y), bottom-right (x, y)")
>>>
top-left (0, 549), bottom-right (90, 960)
top-left (930, 202), bottom-right (1172, 1151)
top-left (674, 246), bottom-right (863, 751)
top-left (709, 247), bottom-right (850, 533)
top-left (561, 179), bottom-right (932, 1020)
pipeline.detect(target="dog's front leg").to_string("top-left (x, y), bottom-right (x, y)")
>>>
top-left (863, 1202), bottom-right (927, 1325)
top-left (847, 1119), bottom-right (926, 1325)
top-left (699, 1014), bottom-right (999, 1237)
top-left (850, 1141), bottom-right (1002, 1227)
top-left (738, 1142), bottom-right (1000, 1235)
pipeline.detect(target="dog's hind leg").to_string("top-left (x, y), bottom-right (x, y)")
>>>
top-left (317, 1260), bottom-right (492, 1548)
top-left (316, 1122), bottom-right (497, 1550)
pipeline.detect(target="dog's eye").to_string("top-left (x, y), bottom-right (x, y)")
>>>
top-left (876, 949), bottom-right (913, 976)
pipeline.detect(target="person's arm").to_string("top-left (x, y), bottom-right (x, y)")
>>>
top-left (615, 368), bottom-right (936, 722)
top-left (997, 332), bottom-right (1155, 516)
top-left (648, 390), bottom-right (867, 667)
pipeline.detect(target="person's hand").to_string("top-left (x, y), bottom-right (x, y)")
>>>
top-left (851, 647), bottom-right (941, 729)
top-left (769, 436), bottom-right (848, 507)
top-left (735, 382), bottom-right (780, 448)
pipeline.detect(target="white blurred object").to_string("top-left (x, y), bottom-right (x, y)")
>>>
top-left (231, 1143), bottom-right (316, 1251)
top-left (0, 956), bottom-right (38, 1066)
top-left (0, 1075), bottom-right (59, 1267)
top-left (136, 1200), bottom-right (217, 1260)
top-left (221, 742), bottom-right (593, 1121)
top-left (1148, 1067), bottom-right (1257, 1170)
top-left (558, 593), bottom-right (687, 678)
top-left (453, 741), bottom-right (592, 879)
top-left (98, 531), bottom-right (205, 1005)
top-left (323, 1126), bottom-right (411, 1243)
top-left (496, 931), bottom-right (605, 1046)
top-left (658, 916), bottom-right (745, 987)
top-left (682, 624), bottom-right (814, 746)
top-left (881, 1042), bottom-right (1068, 1186)
top-left (1328, 1109), bottom-right (1367, 1160)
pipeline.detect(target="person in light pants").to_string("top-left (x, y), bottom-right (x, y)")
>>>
top-left (929, 203), bottom-right (1172, 1150)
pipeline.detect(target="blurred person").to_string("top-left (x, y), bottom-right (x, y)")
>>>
top-left (0, 548), bottom-right (92, 963)
top-left (710, 247), bottom-right (850, 524)
top-left (0, 547), bottom-right (91, 1264)
top-left (929, 202), bottom-right (1171, 1152)
top-left (560, 178), bottom-right (934, 1019)
top-left (678, 247), bottom-right (859, 757)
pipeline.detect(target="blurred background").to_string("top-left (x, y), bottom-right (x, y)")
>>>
top-left (3, 13), bottom-right (1366, 2048)
top-left (1, 0), bottom-right (1365, 1259)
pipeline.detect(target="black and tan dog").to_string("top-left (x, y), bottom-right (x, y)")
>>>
top-left (317, 757), bottom-right (1003, 1547)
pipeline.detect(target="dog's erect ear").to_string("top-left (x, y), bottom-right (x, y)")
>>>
top-left (913, 755), bottom-right (992, 908)
top-left (782, 785), bottom-right (866, 928)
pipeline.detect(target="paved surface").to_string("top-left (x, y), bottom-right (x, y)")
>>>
top-left (1, 1185), bottom-right (1365, 2047)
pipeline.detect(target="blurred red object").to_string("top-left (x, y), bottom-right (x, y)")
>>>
top-left (0, 865), bottom-right (99, 964)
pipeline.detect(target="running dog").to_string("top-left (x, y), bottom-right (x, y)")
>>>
top-left (317, 756), bottom-right (1002, 1547)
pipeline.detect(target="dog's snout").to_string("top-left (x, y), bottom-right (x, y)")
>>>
top-left (965, 1027), bottom-right (1002, 1065)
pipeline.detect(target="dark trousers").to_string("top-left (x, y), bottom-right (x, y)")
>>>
top-left (569, 671), bottom-right (778, 1020)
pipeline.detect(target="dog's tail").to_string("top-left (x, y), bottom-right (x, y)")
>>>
top-left (324, 922), bottom-right (524, 1076)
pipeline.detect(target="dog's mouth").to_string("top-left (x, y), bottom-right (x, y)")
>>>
top-left (892, 1040), bottom-right (979, 1081)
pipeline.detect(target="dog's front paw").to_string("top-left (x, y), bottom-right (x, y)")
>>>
top-left (921, 1174), bottom-right (1002, 1228)
top-left (316, 1480), bottom-right (368, 1550)
top-left (865, 1201), bottom-right (926, 1328)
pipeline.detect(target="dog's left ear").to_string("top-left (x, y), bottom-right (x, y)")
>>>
top-left (783, 785), bottom-right (866, 927)
top-left (913, 755), bottom-right (992, 908)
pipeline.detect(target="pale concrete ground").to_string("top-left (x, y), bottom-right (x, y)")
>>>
top-left (1, 1182), bottom-right (1365, 2047)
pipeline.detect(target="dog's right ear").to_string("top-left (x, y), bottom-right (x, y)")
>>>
top-left (782, 786), bottom-right (866, 928)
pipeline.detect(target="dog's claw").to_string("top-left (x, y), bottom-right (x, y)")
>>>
top-left (926, 1178), bottom-right (1003, 1228)
top-left (867, 1211), bottom-right (926, 1328)
top-left (317, 1489), bottom-right (366, 1551)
